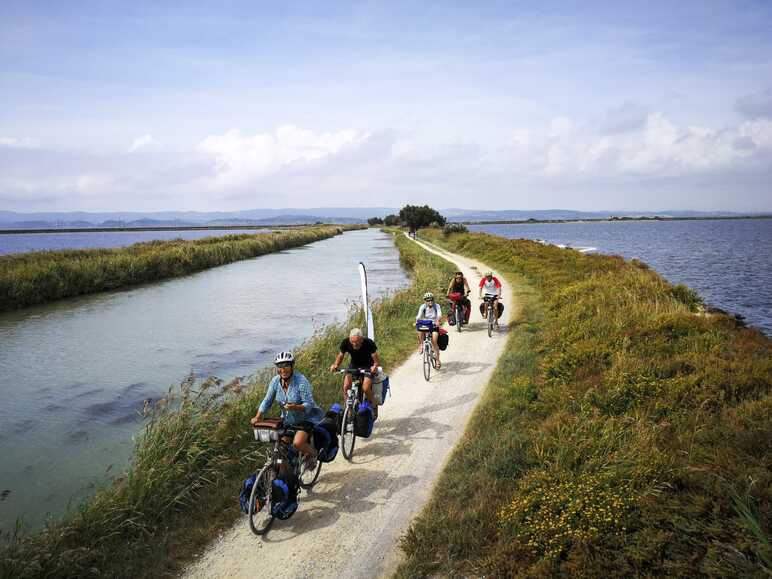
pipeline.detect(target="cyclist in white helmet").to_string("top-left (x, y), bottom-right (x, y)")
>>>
top-left (415, 291), bottom-right (443, 368)
top-left (478, 271), bottom-right (503, 324)
top-left (251, 351), bottom-right (324, 469)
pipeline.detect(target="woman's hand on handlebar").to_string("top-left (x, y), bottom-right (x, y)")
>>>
top-left (329, 363), bottom-right (338, 372)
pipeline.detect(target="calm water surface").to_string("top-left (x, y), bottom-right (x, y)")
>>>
top-left (0, 228), bottom-right (274, 254)
top-left (470, 219), bottom-right (772, 335)
top-left (0, 229), bottom-right (408, 532)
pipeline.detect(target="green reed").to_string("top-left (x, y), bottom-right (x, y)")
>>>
top-left (0, 226), bottom-right (360, 311)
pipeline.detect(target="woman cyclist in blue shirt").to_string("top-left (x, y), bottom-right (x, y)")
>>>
top-left (251, 351), bottom-right (324, 469)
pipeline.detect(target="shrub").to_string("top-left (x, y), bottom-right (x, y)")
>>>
top-left (442, 222), bottom-right (468, 235)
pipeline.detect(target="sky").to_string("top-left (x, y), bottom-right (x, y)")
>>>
top-left (1, 0), bottom-right (771, 213)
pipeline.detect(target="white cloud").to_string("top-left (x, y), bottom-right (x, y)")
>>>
top-left (198, 125), bottom-right (369, 188)
top-left (0, 136), bottom-right (40, 149)
top-left (129, 134), bottom-right (158, 152)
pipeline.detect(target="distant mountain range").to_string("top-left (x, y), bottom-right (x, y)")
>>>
top-left (0, 208), bottom-right (765, 229)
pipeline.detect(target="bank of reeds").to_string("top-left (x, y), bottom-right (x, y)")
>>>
top-left (0, 230), bottom-right (457, 579)
top-left (397, 230), bottom-right (772, 577)
top-left (0, 226), bottom-right (360, 312)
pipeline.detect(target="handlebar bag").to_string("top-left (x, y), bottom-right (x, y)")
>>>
top-left (416, 319), bottom-right (435, 332)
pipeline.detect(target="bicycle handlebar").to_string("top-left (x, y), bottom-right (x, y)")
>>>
top-left (336, 368), bottom-right (373, 378)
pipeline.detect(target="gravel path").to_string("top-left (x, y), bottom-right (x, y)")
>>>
top-left (182, 235), bottom-right (513, 579)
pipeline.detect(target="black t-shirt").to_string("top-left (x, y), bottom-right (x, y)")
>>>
top-left (340, 337), bottom-right (377, 368)
top-left (450, 278), bottom-right (466, 293)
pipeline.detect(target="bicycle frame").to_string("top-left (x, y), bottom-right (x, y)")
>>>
top-left (247, 422), bottom-right (306, 536)
top-left (338, 368), bottom-right (370, 460)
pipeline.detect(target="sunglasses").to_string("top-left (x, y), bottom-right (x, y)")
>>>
top-left (276, 362), bottom-right (293, 369)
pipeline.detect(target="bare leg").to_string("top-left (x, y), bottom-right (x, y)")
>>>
top-left (341, 372), bottom-right (352, 405)
top-left (293, 430), bottom-right (317, 460)
top-left (362, 377), bottom-right (375, 407)
top-left (432, 331), bottom-right (440, 364)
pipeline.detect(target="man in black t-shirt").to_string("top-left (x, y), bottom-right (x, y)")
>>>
top-left (330, 327), bottom-right (381, 412)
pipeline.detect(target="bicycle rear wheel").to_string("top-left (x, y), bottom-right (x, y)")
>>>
top-left (248, 465), bottom-right (274, 536)
top-left (423, 342), bottom-right (431, 381)
top-left (298, 452), bottom-right (322, 489)
top-left (340, 403), bottom-right (357, 460)
top-left (456, 305), bottom-right (462, 333)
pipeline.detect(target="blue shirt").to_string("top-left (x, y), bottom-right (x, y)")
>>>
top-left (258, 371), bottom-right (324, 426)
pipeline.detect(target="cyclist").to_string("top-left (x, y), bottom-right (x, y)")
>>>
top-left (415, 291), bottom-right (443, 368)
top-left (251, 351), bottom-right (324, 469)
top-left (446, 271), bottom-right (471, 325)
top-left (329, 328), bottom-right (381, 416)
top-left (478, 271), bottom-right (503, 325)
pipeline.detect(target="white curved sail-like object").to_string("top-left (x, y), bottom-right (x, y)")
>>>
top-left (358, 261), bottom-right (375, 341)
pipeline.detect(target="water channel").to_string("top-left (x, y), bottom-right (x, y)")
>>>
top-left (0, 228), bottom-right (409, 532)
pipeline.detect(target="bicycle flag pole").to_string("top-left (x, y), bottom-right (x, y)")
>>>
top-left (358, 261), bottom-right (374, 341)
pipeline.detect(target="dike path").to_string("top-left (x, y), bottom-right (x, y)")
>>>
top-left (182, 235), bottom-right (514, 579)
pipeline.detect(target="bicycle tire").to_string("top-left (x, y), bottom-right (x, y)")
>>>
top-left (423, 341), bottom-right (431, 381)
top-left (298, 452), bottom-right (322, 489)
top-left (487, 305), bottom-right (494, 337)
top-left (248, 465), bottom-right (274, 536)
top-left (456, 305), bottom-right (462, 333)
top-left (340, 403), bottom-right (357, 460)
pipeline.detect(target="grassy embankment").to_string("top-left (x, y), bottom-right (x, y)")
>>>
top-left (397, 230), bottom-right (771, 577)
top-left (0, 225), bottom-right (360, 312)
top-left (0, 230), bottom-right (457, 579)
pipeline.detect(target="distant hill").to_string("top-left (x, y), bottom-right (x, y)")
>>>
top-left (0, 208), bottom-right (763, 230)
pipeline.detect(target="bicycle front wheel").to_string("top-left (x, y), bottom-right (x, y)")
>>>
top-left (487, 306), bottom-right (494, 337)
top-left (423, 343), bottom-right (431, 381)
top-left (248, 465), bottom-right (275, 536)
top-left (340, 403), bottom-right (357, 460)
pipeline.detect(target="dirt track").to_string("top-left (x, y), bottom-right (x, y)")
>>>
top-left (182, 235), bottom-right (513, 579)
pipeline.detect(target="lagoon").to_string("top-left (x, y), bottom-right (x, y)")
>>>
top-left (470, 218), bottom-right (772, 335)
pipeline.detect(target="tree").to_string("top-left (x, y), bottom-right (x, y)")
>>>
top-left (398, 205), bottom-right (446, 230)
top-left (383, 214), bottom-right (400, 226)
top-left (367, 217), bottom-right (384, 226)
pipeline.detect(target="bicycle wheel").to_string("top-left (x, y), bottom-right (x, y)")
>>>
top-left (340, 403), bottom-right (357, 460)
top-left (248, 465), bottom-right (274, 536)
top-left (298, 451), bottom-right (322, 489)
top-left (456, 306), bottom-right (462, 333)
top-left (423, 342), bottom-right (431, 381)
top-left (487, 305), bottom-right (494, 337)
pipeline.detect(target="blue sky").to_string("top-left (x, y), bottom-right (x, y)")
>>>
top-left (1, 0), bottom-right (771, 212)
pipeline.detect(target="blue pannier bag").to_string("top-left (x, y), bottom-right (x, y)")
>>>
top-left (314, 404), bottom-right (341, 462)
top-left (239, 473), bottom-right (256, 514)
top-left (354, 401), bottom-right (375, 438)
top-left (270, 479), bottom-right (298, 520)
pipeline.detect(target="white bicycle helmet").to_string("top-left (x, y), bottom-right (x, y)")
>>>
top-left (274, 351), bottom-right (295, 365)
top-left (423, 292), bottom-right (435, 300)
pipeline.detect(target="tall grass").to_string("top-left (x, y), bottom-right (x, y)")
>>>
top-left (0, 226), bottom-right (359, 311)
top-left (0, 229), bottom-right (458, 579)
top-left (397, 230), bottom-right (772, 577)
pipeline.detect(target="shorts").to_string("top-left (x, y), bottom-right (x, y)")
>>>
top-left (285, 419), bottom-right (315, 434)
